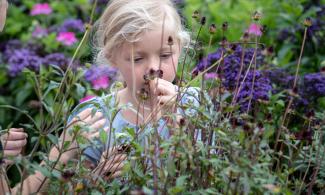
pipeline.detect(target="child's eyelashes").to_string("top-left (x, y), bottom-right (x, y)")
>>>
top-left (160, 53), bottom-right (173, 59)
top-left (128, 53), bottom-right (173, 63)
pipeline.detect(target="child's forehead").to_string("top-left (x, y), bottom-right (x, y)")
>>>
top-left (127, 27), bottom-right (178, 45)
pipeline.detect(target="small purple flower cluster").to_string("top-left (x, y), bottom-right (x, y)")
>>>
top-left (58, 19), bottom-right (84, 33)
top-left (84, 65), bottom-right (117, 90)
top-left (84, 65), bottom-right (117, 82)
top-left (195, 45), bottom-right (271, 110)
top-left (263, 68), bottom-right (325, 109)
top-left (303, 72), bottom-right (325, 98)
top-left (0, 40), bottom-right (73, 76)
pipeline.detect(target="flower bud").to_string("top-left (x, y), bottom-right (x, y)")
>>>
top-left (192, 10), bottom-right (199, 20)
top-left (252, 11), bottom-right (262, 21)
top-left (168, 36), bottom-right (174, 46)
top-left (200, 16), bottom-right (206, 25)
top-left (222, 22), bottom-right (228, 32)
top-left (209, 23), bottom-right (216, 34)
top-left (303, 17), bottom-right (312, 27)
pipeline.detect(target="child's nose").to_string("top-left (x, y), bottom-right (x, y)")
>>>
top-left (147, 57), bottom-right (160, 71)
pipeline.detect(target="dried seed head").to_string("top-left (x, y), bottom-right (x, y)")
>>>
top-left (241, 32), bottom-right (249, 42)
top-left (191, 69), bottom-right (199, 78)
top-left (200, 16), bottom-right (206, 25)
top-left (222, 22), bottom-right (228, 31)
top-left (306, 109), bottom-right (315, 118)
top-left (261, 25), bottom-right (267, 33)
top-left (62, 170), bottom-right (75, 180)
top-left (137, 88), bottom-right (149, 101)
top-left (219, 36), bottom-right (228, 47)
top-left (117, 144), bottom-right (131, 153)
top-left (168, 36), bottom-right (174, 46)
top-left (192, 10), bottom-right (199, 19)
top-left (179, 117), bottom-right (186, 126)
top-left (303, 17), bottom-right (312, 27)
top-left (209, 23), bottom-right (216, 34)
top-left (149, 68), bottom-right (156, 76)
top-left (252, 11), bottom-right (262, 21)
top-left (156, 69), bottom-right (163, 78)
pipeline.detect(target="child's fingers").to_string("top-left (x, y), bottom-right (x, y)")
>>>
top-left (1, 131), bottom-right (28, 140)
top-left (69, 108), bottom-right (93, 125)
top-left (3, 149), bottom-right (22, 156)
top-left (111, 170), bottom-right (123, 178)
top-left (101, 150), bottom-right (127, 162)
top-left (89, 118), bottom-right (106, 132)
top-left (157, 95), bottom-right (176, 106)
top-left (8, 128), bottom-right (24, 132)
top-left (149, 78), bottom-right (176, 96)
top-left (3, 140), bottom-right (27, 150)
top-left (84, 112), bottom-right (104, 125)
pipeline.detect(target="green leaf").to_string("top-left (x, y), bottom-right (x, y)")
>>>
top-left (47, 134), bottom-right (59, 145)
top-left (99, 129), bottom-right (108, 143)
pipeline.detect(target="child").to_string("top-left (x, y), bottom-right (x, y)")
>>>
top-left (5, 0), bottom-right (199, 193)
top-left (0, 0), bottom-right (8, 32)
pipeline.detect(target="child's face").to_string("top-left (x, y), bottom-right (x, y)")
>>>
top-left (111, 27), bottom-right (181, 95)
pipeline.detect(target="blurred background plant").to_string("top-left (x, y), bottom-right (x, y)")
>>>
top-left (0, 0), bottom-right (324, 194)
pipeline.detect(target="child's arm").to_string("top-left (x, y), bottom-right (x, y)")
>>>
top-left (0, 0), bottom-right (8, 32)
top-left (10, 108), bottom-right (107, 194)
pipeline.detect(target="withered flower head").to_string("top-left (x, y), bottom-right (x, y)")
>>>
top-left (303, 17), bottom-right (312, 27)
top-left (261, 25), bottom-right (267, 33)
top-left (209, 23), bottom-right (216, 34)
top-left (144, 69), bottom-right (164, 81)
top-left (192, 10), bottom-right (200, 19)
top-left (156, 69), bottom-right (163, 78)
top-left (168, 36), bottom-right (174, 46)
top-left (200, 16), bottom-right (206, 25)
top-left (137, 88), bottom-right (149, 101)
top-left (222, 22), bottom-right (228, 32)
top-left (252, 11), bottom-right (262, 21)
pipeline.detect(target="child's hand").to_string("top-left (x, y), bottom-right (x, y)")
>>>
top-left (93, 147), bottom-right (127, 180)
top-left (0, 128), bottom-right (28, 165)
top-left (149, 78), bottom-right (178, 110)
top-left (69, 108), bottom-right (107, 139)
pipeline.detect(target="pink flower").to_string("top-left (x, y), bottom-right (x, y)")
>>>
top-left (91, 75), bottom-right (110, 90)
top-left (30, 3), bottom-right (52, 16)
top-left (246, 23), bottom-right (262, 37)
top-left (204, 72), bottom-right (218, 80)
top-left (79, 95), bottom-right (96, 103)
top-left (56, 32), bottom-right (78, 46)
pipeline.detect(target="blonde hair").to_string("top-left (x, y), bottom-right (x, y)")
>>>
top-left (92, 0), bottom-right (190, 66)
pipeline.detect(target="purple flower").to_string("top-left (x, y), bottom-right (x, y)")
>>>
top-left (236, 71), bottom-right (272, 111)
top-left (84, 65), bottom-right (117, 88)
top-left (303, 73), bottom-right (325, 97)
top-left (32, 26), bottom-right (48, 38)
top-left (8, 49), bottom-right (43, 76)
top-left (59, 19), bottom-right (84, 33)
top-left (43, 53), bottom-right (70, 70)
top-left (195, 45), bottom-right (271, 111)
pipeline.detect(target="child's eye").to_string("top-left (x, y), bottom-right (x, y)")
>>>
top-left (160, 53), bottom-right (172, 59)
top-left (133, 57), bottom-right (143, 63)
